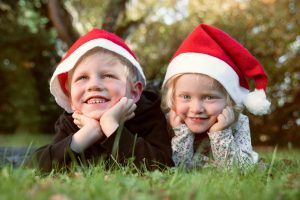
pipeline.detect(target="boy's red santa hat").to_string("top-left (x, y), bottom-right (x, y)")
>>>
top-left (162, 24), bottom-right (271, 115)
top-left (50, 28), bottom-right (146, 113)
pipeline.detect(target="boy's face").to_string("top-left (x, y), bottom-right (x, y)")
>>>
top-left (173, 74), bottom-right (227, 134)
top-left (68, 52), bottom-right (136, 120)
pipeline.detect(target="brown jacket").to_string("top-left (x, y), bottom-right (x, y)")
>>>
top-left (34, 91), bottom-right (174, 172)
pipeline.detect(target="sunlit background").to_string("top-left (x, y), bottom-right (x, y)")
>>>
top-left (0, 0), bottom-right (299, 147)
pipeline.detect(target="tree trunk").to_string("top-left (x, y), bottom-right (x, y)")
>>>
top-left (47, 0), bottom-right (79, 46)
top-left (102, 0), bottom-right (128, 33)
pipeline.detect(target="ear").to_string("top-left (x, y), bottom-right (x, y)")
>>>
top-left (65, 81), bottom-right (75, 111)
top-left (130, 81), bottom-right (143, 103)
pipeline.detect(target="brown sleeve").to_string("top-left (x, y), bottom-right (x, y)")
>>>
top-left (101, 93), bottom-right (174, 170)
top-left (33, 112), bottom-right (79, 172)
top-left (101, 124), bottom-right (174, 170)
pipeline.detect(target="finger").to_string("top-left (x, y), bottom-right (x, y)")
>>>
top-left (169, 110), bottom-right (183, 127)
top-left (120, 97), bottom-right (128, 106)
top-left (125, 112), bottom-right (135, 121)
top-left (124, 105), bottom-right (135, 118)
top-left (169, 110), bottom-right (177, 122)
top-left (222, 107), bottom-right (234, 123)
top-left (124, 98), bottom-right (135, 108)
top-left (72, 112), bottom-right (78, 119)
top-left (72, 112), bottom-right (82, 120)
top-left (121, 99), bottom-right (136, 115)
top-left (74, 116), bottom-right (82, 123)
top-left (127, 103), bottom-right (137, 114)
top-left (217, 113), bottom-right (225, 123)
top-left (174, 115), bottom-right (182, 125)
top-left (113, 97), bottom-right (128, 111)
top-left (73, 119), bottom-right (79, 125)
top-left (73, 119), bottom-right (82, 128)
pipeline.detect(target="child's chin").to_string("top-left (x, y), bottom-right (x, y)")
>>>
top-left (86, 111), bottom-right (103, 121)
top-left (189, 126), bottom-right (207, 134)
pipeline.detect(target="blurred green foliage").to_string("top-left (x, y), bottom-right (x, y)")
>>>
top-left (0, 0), bottom-right (299, 146)
top-left (0, 0), bottom-right (60, 133)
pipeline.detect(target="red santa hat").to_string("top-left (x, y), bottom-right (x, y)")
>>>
top-left (162, 24), bottom-right (271, 115)
top-left (50, 28), bottom-right (146, 113)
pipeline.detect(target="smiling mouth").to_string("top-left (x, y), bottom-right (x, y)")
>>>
top-left (86, 97), bottom-right (109, 104)
top-left (190, 116), bottom-right (208, 121)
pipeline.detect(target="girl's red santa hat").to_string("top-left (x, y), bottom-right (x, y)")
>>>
top-left (162, 23), bottom-right (271, 115)
top-left (50, 28), bottom-right (146, 113)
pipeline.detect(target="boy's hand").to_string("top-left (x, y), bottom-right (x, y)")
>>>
top-left (71, 111), bottom-right (103, 153)
top-left (208, 106), bottom-right (235, 133)
top-left (169, 109), bottom-right (184, 128)
top-left (72, 111), bottom-right (99, 129)
top-left (100, 97), bottom-right (136, 137)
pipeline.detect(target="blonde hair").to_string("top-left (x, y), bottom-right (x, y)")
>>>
top-left (161, 73), bottom-right (243, 118)
top-left (66, 47), bottom-right (144, 92)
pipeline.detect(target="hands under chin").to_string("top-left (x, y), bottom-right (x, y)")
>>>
top-left (71, 111), bottom-right (103, 153)
top-left (72, 111), bottom-right (100, 129)
top-left (208, 106), bottom-right (235, 133)
top-left (72, 97), bottom-right (137, 138)
top-left (169, 109), bottom-right (184, 128)
top-left (100, 97), bottom-right (137, 137)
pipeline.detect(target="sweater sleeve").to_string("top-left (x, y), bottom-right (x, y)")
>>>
top-left (101, 124), bottom-right (173, 170)
top-left (171, 124), bottom-right (195, 167)
top-left (100, 92), bottom-right (174, 170)
top-left (34, 92), bottom-right (174, 172)
top-left (33, 113), bottom-right (80, 172)
top-left (208, 114), bottom-right (259, 169)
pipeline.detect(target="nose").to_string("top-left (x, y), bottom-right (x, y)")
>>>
top-left (190, 100), bottom-right (204, 113)
top-left (87, 77), bottom-right (104, 92)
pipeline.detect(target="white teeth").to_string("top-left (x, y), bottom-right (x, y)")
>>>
top-left (87, 98), bottom-right (106, 104)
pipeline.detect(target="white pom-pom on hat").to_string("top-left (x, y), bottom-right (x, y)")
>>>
top-left (243, 89), bottom-right (271, 115)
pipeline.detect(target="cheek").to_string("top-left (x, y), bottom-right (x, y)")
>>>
top-left (208, 103), bottom-right (227, 116)
top-left (111, 85), bottom-right (127, 99)
top-left (69, 85), bottom-right (84, 110)
top-left (107, 83), bottom-right (128, 105)
top-left (175, 102), bottom-right (189, 116)
top-left (70, 95), bottom-right (79, 111)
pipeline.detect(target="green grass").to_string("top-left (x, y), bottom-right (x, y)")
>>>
top-left (0, 132), bottom-right (52, 147)
top-left (0, 133), bottom-right (299, 200)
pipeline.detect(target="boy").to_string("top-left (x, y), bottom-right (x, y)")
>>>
top-left (34, 28), bottom-right (173, 172)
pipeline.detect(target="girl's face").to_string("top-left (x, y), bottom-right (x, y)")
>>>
top-left (68, 52), bottom-right (133, 120)
top-left (174, 74), bottom-right (228, 134)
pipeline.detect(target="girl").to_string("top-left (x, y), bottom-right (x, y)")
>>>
top-left (161, 24), bottom-right (271, 169)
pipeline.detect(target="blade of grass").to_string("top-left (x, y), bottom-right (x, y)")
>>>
top-left (266, 145), bottom-right (278, 186)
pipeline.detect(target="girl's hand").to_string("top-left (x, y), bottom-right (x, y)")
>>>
top-left (208, 106), bottom-right (235, 133)
top-left (100, 97), bottom-right (136, 137)
top-left (169, 109), bottom-right (184, 128)
top-left (72, 111), bottom-right (99, 129)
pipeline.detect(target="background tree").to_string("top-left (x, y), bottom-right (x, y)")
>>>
top-left (0, 0), bottom-right (59, 133)
top-left (0, 0), bottom-right (299, 147)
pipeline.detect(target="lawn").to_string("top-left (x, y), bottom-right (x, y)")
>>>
top-left (0, 133), bottom-right (299, 200)
top-left (0, 132), bottom-right (52, 147)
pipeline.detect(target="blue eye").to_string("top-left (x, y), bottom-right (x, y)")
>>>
top-left (103, 74), bottom-right (115, 79)
top-left (184, 95), bottom-right (190, 99)
top-left (181, 95), bottom-right (191, 100)
top-left (77, 75), bottom-right (88, 81)
top-left (204, 96), bottom-right (216, 100)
